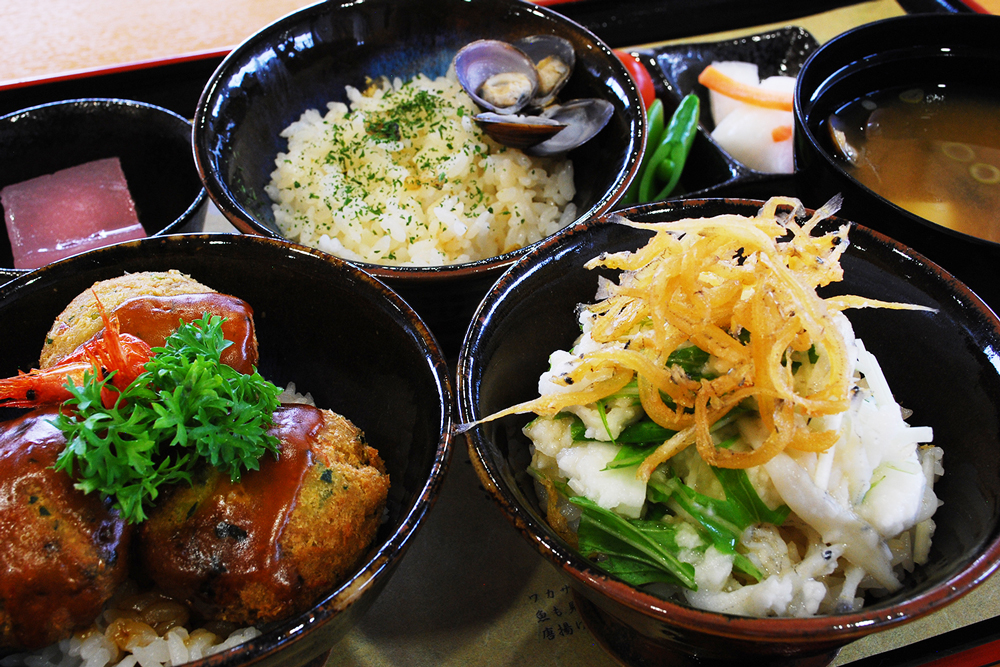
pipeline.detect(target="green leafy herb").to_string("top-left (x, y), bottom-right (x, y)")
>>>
top-left (52, 314), bottom-right (282, 524)
top-left (601, 406), bottom-right (751, 470)
top-left (788, 344), bottom-right (820, 374)
top-left (596, 400), bottom-right (616, 445)
top-left (572, 496), bottom-right (697, 589)
top-left (647, 464), bottom-right (790, 581)
top-left (603, 442), bottom-right (660, 469)
top-left (570, 416), bottom-right (588, 441)
top-left (807, 344), bottom-right (819, 364)
top-left (365, 118), bottom-right (401, 142)
top-left (603, 420), bottom-right (677, 470)
top-left (616, 419), bottom-right (677, 444)
top-left (665, 344), bottom-right (711, 379)
top-left (711, 467), bottom-right (791, 527)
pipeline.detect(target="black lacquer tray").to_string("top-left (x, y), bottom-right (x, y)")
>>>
top-left (1, 2), bottom-right (997, 665)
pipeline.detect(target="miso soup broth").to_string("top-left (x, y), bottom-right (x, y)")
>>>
top-left (828, 85), bottom-right (1000, 243)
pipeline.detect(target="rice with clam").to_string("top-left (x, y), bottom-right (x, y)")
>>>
top-left (265, 73), bottom-right (577, 265)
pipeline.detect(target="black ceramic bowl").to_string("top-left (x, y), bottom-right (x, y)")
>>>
top-left (0, 98), bottom-right (208, 273)
top-left (457, 198), bottom-right (1000, 666)
top-left (0, 235), bottom-right (452, 667)
top-left (794, 13), bottom-right (1000, 311)
top-left (192, 0), bottom-right (645, 354)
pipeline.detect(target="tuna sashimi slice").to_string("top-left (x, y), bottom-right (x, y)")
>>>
top-left (2, 157), bottom-right (146, 269)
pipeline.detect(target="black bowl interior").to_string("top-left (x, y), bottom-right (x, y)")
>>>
top-left (0, 235), bottom-right (452, 667)
top-left (794, 14), bottom-right (1000, 308)
top-left (458, 198), bottom-right (1000, 643)
top-left (0, 99), bottom-right (207, 269)
top-left (194, 0), bottom-right (643, 260)
top-left (628, 27), bottom-right (819, 199)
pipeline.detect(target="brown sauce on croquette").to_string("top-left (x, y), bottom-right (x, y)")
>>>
top-left (140, 405), bottom-right (324, 617)
top-left (0, 408), bottom-right (129, 649)
top-left (111, 293), bottom-right (259, 373)
top-left (213, 405), bottom-right (322, 585)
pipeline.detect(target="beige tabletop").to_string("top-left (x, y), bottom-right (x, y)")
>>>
top-left (0, 0), bottom-right (318, 86)
top-left (4, 0), bottom-right (999, 665)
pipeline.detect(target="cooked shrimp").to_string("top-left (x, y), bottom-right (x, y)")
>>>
top-left (0, 294), bottom-right (152, 409)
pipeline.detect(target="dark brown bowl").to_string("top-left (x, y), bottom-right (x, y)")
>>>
top-left (0, 234), bottom-right (453, 667)
top-left (192, 0), bottom-right (645, 354)
top-left (457, 198), bottom-right (1000, 666)
top-left (794, 13), bottom-right (1000, 310)
top-left (0, 98), bottom-right (208, 271)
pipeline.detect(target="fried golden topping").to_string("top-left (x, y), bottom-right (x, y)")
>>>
top-left (465, 196), bottom-right (931, 477)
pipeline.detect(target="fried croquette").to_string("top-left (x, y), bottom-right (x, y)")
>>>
top-left (0, 408), bottom-right (131, 650)
top-left (137, 404), bottom-right (389, 625)
top-left (39, 270), bottom-right (213, 368)
top-left (39, 271), bottom-right (259, 373)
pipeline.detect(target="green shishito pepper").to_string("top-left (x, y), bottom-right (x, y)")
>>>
top-left (638, 93), bottom-right (700, 203)
top-left (621, 98), bottom-right (665, 205)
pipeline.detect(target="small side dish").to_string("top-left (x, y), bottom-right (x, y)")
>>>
top-left (469, 196), bottom-right (941, 617)
top-left (2, 158), bottom-right (146, 269)
top-left (0, 271), bottom-right (389, 665)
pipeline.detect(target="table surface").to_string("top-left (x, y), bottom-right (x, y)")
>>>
top-left (6, 0), bottom-right (1000, 664)
top-left (0, 0), bottom-right (317, 86)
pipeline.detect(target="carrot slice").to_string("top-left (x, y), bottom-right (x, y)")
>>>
top-left (772, 124), bottom-right (793, 142)
top-left (698, 64), bottom-right (794, 112)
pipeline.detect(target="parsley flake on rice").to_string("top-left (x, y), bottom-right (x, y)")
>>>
top-left (266, 73), bottom-right (577, 265)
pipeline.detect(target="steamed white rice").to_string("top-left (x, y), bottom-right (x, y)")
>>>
top-left (0, 599), bottom-right (261, 667)
top-left (265, 73), bottom-right (577, 265)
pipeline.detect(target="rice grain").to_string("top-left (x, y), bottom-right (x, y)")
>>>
top-left (266, 74), bottom-right (577, 265)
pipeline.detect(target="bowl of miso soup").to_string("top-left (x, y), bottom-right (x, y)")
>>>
top-left (794, 13), bottom-right (1000, 309)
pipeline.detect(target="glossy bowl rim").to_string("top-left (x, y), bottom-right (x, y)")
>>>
top-left (793, 12), bottom-right (1000, 251)
top-left (0, 232), bottom-right (455, 665)
top-left (191, 0), bottom-right (646, 282)
top-left (456, 196), bottom-right (1000, 643)
top-left (0, 97), bottom-right (208, 238)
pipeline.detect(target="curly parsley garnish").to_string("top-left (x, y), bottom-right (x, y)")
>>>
top-left (52, 314), bottom-right (282, 524)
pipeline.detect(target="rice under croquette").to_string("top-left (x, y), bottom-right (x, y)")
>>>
top-left (137, 404), bottom-right (389, 625)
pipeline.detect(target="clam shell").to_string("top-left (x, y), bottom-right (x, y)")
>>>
top-left (513, 35), bottom-right (576, 107)
top-left (527, 98), bottom-right (614, 156)
top-left (453, 40), bottom-right (539, 114)
top-left (474, 112), bottom-right (567, 149)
